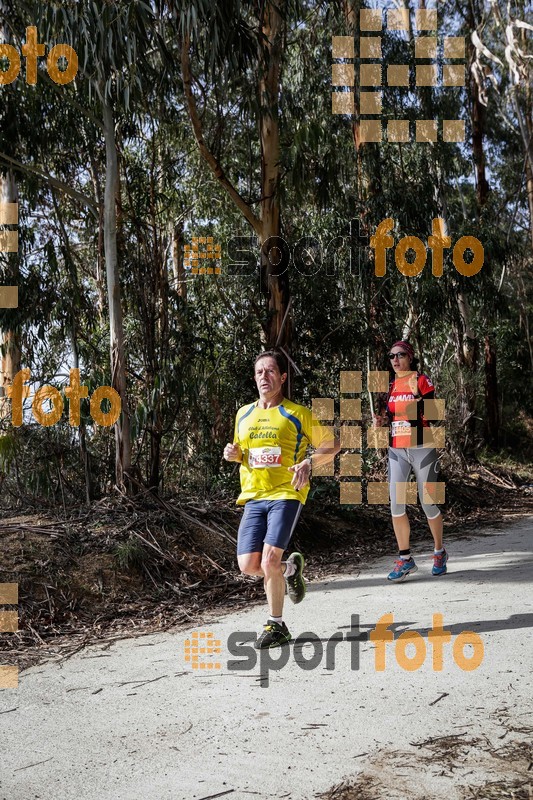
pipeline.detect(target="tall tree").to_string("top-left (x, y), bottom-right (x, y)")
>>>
top-left (179, 0), bottom-right (292, 351)
top-left (37, 0), bottom-right (161, 489)
top-left (0, 1), bottom-right (21, 413)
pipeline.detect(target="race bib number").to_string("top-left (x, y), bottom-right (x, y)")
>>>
top-left (248, 446), bottom-right (282, 468)
top-left (391, 420), bottom-right (411, 438)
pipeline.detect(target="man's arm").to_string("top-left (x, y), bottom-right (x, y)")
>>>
top-left (223, 416), bottom-right (243, 463)
top-left (223, 442), bottom-right (243, 462)
top-left (304, 438), bottom-right (341, 471)
top-left (288, 436), bottom-right (341, 490)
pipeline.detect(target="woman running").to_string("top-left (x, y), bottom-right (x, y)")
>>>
top-left (373, 340), bottom-right (447, 581)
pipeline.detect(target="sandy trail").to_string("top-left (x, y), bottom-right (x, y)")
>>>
top-left (1, 518), bottom-right (532, 800)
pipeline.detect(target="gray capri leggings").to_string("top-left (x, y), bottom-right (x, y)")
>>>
top-left (388, 447), bottom-right (442, 519)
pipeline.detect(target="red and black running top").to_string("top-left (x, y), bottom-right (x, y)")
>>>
top-left (386, 373), bottom-right (435, 448)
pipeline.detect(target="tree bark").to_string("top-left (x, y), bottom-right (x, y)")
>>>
top-left (467, 2), bottom-right (490, 207)
top-left (517, 273), bottom-right (533, 373)
top-left (455, 288), bottom-right (478, 450)
top-left (87, 151), bottom-right (107, 318)
top-left (0, 170), bottom-right (20, 417)
top-left (483, 335), bottom-right (499, 447)
top-left (102, 100), bottom-right (132, 490)
top-left (71, 330), bottom-right (93, 502)
top-left (524, 65), bottom-right (533, 250)
top-left (259, 0), bottom-right (290, 350)
top-left (0, 6), bottom-right (20, 416)
top-left (51, 185), bottom-right (94, 502)
top-left (181, 5), bottom-right (292, 353)
top-left (171, 221), bottom-right (187, 300)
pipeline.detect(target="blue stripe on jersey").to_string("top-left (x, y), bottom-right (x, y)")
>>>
top-left (237, 403), bottom-right (256, 436)
top-left (278, 404), bottom-right (303, 462)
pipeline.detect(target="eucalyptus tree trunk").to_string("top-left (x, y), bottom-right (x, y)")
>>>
top-left (102, 100), bottom-right (132, 490)
top-left (0, 172), bottom-right (20, 419)
top-left (455, 288), bottom-right (478, 452)
top-left (171, 221), bottom-right (187, 300)
top-left (467, 2), bottom-right (490, 207)
top-left (259, 0), bottom-right (290, 350)
top-left (484, 336), bottom-right (499, 447)
top-left (181, 1), bottom-right (291, 353)
top-left (524, 73), bottom-right (533, 250)
top-left (342, 0), bottom-right (387, 366)
top-left (146, 141), bottom-right (170, 494)
top-left (0, 5), bottom-right (20, 415)
top-left (467, 1), bottom-right (499, 449)
top-left (87, 150), bottom-right (107, 319)
top-left (71, 329), bottom-right (93, 502)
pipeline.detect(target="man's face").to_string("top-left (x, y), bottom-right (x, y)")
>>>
top-left (254, 357), bottom-right (286, 399)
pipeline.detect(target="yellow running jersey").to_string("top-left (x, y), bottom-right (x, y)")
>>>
top-left (233, 398), bottom-right (332, 505)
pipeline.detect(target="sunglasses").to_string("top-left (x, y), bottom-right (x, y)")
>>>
top-left (388, 352), bottom-right (409, 359)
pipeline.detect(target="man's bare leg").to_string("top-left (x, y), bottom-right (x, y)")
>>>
top-left (237, 552), bottom-right (263, 578)
top-left (238, 548), bottom-right (287, 617)
top-left (261, 543), bottom-right (286, 618)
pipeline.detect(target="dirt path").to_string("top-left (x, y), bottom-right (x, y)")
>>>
top-left (1, 518), bottom-right (532, 800)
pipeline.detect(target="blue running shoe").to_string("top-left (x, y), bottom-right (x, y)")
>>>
top-left (432, 549), bottom-right (448, 576)
top-left (387, 557), bottom-right (418, 582)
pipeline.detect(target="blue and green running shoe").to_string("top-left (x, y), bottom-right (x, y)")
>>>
top-left (387, 557), bottom-right (418, 582)
top-left (432, 549), bottom-right (448, 576)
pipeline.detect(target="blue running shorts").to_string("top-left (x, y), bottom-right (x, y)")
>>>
top-left (237, 499), bottom-right (303, 555)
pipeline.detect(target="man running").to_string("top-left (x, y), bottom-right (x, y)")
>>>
top-left (224, 350), bottom-right (339, 649)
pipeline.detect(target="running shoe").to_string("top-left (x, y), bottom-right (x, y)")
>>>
top-left (286, 552), bottom-right (306, 604)
top-left (254, 620), bottom-right (292, 649)
top-left (432, 549), bottom-right (448, 576)
top-left (387, 557), bottom-right (418, 582)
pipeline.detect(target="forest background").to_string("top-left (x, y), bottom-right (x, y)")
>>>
top-left (0, 0), bottom-right (531, 655)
